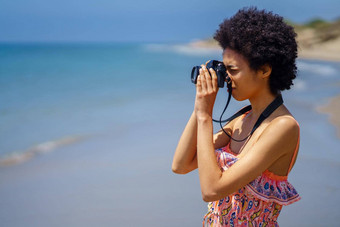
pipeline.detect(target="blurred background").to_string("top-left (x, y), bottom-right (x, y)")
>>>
top-left (0, 0), bottom-right (339, 226)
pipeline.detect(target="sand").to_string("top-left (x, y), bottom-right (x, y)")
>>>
top-left (191, 40), bottom-right (340, 62)
top-left (189, 31), bottom-right (340, 62)
top-left (318, 95), bottom-right (340, 138)
top-left (296, 28), bottom-right (340, 62)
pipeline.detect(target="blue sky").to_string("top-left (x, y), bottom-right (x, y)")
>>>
top-left (0, 0), bottom-right (339, 43)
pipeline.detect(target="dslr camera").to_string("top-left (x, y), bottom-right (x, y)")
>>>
top-left (191, 60), bottom-right (230, 88)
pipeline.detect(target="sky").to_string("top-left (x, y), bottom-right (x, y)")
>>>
top-left (0, 0), bottom-right (339, 43)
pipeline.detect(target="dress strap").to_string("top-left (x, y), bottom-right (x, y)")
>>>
top-left (287, 120), bottom-right (300, 174)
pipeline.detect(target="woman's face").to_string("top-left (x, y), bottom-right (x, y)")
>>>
top-left (223, 48), bottom-right (267, 101)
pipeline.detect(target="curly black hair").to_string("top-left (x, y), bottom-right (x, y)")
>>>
top-left (214, 7), bottom-right (298, 95)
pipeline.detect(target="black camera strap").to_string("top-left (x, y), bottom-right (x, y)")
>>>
top-left (213, 105), bottom-right (252, 124)
top-left (213, 94), bottom-right (283, 142)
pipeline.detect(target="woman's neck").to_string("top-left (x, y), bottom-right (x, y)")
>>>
top-left (248, 90), bottom-right (277, 119)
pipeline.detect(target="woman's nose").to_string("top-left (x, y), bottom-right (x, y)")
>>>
top-left (225, 74), bottom-right (232, 83)
top-left (224, 76), bottom-right (232, 90)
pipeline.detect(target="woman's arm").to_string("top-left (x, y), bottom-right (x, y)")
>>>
top-left (172, 111), bottom-right (233, 174)
top-left (172, 111), bottom-right (198, 174)
top-left (197, 116), bottom-right (299, 202)
top-left (172, 66), bottom-right (233, 174)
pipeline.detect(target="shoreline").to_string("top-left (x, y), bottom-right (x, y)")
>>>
top-left (298, 48), bottom-right (340, 62)
top-left (188, 38), bottom-right (340, 62)
top-left (317, 95), bottom-right (340, 139)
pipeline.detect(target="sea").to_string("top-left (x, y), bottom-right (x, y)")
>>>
top-left (0, 43), bottom-right (339, 226)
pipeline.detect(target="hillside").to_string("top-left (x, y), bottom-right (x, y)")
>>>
top-left (294, 19), bottom-right (340, 61)
top-left (190, 18), bottom-right (340, 62)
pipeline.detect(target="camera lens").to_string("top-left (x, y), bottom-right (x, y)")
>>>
top-left (191, 60), bottom-right (230, 89)
top-left (191, 66), bottom-right (201, 84)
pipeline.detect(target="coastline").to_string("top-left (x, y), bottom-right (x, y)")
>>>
top-left (188, 38), bottom-right (340, 62)
top-left (296, 28), bottom-right (340, 62)
top-left (317, 95), bottom-right (340, 139)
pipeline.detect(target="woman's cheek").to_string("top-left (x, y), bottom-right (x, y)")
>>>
top-left (231, 87), bottom-right (250, 101)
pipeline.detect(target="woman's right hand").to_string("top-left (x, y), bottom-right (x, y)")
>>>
top-left (194, 66), bottom-right (219, 121)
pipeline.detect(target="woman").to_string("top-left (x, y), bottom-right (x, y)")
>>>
top-left (172, 7), bottom-right (301, 226)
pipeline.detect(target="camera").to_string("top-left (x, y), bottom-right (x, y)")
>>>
top-left (191, 60), bottom-right (230, 88)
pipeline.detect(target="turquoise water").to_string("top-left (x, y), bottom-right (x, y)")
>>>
top-left (0, 43), bottom-right (214, 156)
top-left (0, 43), bottom-right (339, 226)
top-left (1, 43), bottom-right (339, 158)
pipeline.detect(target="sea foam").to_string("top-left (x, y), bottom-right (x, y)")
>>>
top-left (0, 136), bottom-right (86, 167)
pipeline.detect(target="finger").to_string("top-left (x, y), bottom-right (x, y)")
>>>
top-left (196, 74), bottom-right (202, 93)
top-left (200, 67), bottom-right (207, 92)
top-left (203, 65), bottom-right (213, 92)
top-left (210, 68), bottom-right (218, 92)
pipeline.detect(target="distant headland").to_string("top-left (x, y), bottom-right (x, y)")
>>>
top-left (189, 18), bottom-right (340, 62)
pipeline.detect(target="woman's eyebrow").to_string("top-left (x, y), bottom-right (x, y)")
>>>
top-left (226, 64), bottom-right (237, 68)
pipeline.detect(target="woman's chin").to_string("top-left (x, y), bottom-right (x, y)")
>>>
top-left (231, 92), bottom-right (247, 101)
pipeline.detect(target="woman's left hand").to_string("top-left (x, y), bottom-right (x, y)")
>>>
top-left (194, 65), bottom-right (219, 120)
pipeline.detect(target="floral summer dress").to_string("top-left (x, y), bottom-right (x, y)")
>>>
top-left (203, 140), bottom-right (301, 227)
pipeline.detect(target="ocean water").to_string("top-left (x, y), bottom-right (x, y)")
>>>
top-left (0, 43), bottom-right (339, 226)
top-left (0, 43), bottom-right (214, 157)
top-left (1, 43), bottom-right (339, 160)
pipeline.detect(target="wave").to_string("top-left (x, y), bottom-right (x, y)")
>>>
top-left (297, 61), bottom-right (338, 76)
top-left (144, 43), bottom-right (221, 56)
top-left (0, 135), bottom-right (87, 167)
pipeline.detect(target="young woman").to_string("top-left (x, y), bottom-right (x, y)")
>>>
top-left (172, 8), bottom-right (301, 226)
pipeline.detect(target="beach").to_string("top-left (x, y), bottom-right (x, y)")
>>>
top-left (0, 43), bottom-right (339, 226)
top-left (297, 31), bottom-right (340, 62)
top-left (190, 36), bottom-right (340, 62)
top-left (317, 95), bottom-right (340, 138)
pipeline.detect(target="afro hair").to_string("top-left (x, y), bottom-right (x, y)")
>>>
top-left (214, 7), bottom-right (298, 95)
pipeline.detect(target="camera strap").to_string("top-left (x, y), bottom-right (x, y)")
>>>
top-left (213, 94), bottom-right (283, 142)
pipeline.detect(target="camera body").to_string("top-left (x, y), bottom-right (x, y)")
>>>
top-left (191, 60), bottom-right (230, 88)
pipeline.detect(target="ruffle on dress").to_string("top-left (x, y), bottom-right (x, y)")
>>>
top-left (245, 170), bottom-right (301, 206)
top-left (215, 146), bottom-right (301, 206)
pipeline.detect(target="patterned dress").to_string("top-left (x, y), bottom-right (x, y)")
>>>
top-left (203, 143), bottom-right (300, 226)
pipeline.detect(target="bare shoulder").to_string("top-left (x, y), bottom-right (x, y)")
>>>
top-left (269, 115), bottom-right (299, 134)
top-left (258, 114), bottom-right (299, 152)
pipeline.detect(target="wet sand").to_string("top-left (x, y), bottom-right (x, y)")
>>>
top-left (317, 95), bottom-right (340, 138)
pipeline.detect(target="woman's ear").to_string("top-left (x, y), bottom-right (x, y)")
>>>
top-left (260, 64), bottom-right (272, 79)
